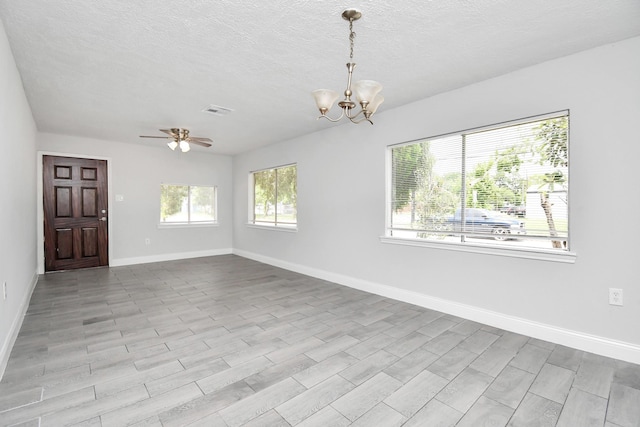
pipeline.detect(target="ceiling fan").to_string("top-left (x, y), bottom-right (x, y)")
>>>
top-left (139, 128), bottom-right (212, 152)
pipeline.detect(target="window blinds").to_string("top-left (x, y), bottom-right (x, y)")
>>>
top-left (389, 112), bottom-right (569, 250)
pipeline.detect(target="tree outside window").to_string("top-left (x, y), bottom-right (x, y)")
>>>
top-left (251, 164), bottom-right (297, 227)
top-left (160, 184), bottom-right (216, 224)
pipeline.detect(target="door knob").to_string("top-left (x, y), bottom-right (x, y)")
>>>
top-left (100, 217), bottom-right (107, 221)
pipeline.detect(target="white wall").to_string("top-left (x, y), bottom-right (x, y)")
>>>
top-left (233, 37), bottom-right (640, 362)
top-left (0, 19), bottom-right (38, 375)
top-left (37, 134), bottom-right (234, 267)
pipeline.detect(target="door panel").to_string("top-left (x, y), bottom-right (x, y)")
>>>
top-left (56, 229), bottom-right (73, 259)
top-left (55, 165), bottom-right (71, 179)
top-left (82, 227), bottom-right (98, 257)
top-left (55, 187), bottom-right (72, 217)
top-left (81, 167), bottom-right (97, 180)
top-left (43, 156), bottom-right (109, 271)
top-left (82, 188), bottom-right (97, 216)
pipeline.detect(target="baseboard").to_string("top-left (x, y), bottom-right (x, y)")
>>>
top-left (0, 270), bottom-right (39, 381)
top-left (233, 249), bottom-right (640, 365)
top-left (110, 248), bottom-right (233, 267)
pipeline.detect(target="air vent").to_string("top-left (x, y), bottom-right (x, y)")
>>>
top-left (201, 104), bottom-right (234, 116)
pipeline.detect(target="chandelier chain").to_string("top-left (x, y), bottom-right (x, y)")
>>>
top-left (349, 19), bottom-right (356, 60)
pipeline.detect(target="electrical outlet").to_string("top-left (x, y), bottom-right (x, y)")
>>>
top-left (609, 288), bottom-right (623, 306)
top-left (145, 238), bottom-right (151, 245)
top-left (2, 282), bottom-right (6, 300)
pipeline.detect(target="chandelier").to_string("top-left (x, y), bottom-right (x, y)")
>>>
top-left (312, 9), bottom-right (383, 125)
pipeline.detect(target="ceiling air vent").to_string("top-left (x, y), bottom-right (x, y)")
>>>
top-left (201, 104), bottom-right (234, 116)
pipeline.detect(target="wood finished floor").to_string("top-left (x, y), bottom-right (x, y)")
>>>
top-left (1, 255), bottom-right (639, 427)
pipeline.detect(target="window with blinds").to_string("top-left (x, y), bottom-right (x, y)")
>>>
top-left (250, 164), bottom-right (297, 228)
top-left (388, 111), bottom-right (569, 251)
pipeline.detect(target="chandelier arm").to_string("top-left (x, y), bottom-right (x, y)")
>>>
top-left (345, 108), bottom-right (374, 125)
top-left (344, 107), bottom-right (365, 119)
top-left (349, 115), bottom-right (374, 125)
top-left (317, 109), bottom-right (346, 122)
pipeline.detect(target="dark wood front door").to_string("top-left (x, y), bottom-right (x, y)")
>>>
top-left (43, 155), bottom-right (109, 271)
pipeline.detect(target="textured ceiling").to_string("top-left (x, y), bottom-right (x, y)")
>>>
top-left (1, 0), bottom-right (639, 155)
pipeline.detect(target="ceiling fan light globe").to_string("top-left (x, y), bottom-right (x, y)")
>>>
top-left (180, 140), bottom-right (191, 152)
top-left (167, 140), bottom-right (178, 150)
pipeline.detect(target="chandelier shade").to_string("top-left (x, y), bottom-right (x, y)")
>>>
top-left (366, 94), bottom-right (385, 115)
top-left (312, 89), bottom-right (340, 113)
top-left (353, 80), bottom-right (383, 106)
top-left (312, 9), bottom-right (383, 125)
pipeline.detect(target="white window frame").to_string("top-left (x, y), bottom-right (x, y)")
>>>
top-left (158, 184), bottom-right (218, 228)
top-left (382, 111), bottom-right (576, 263)
top-left (248, 163), bottom-right (297, 231)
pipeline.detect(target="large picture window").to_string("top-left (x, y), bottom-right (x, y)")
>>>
top-left (388, 112), bottom-right (569, 252)
top-left (160, 184), bottom-right (217, 224)
top-left (250, 164), bottom-right (297, 228)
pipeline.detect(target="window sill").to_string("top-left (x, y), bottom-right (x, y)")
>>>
top-left (246, 223), bottom-right (298, 233)
top-left (157, 222), bottom-right (219, 229)
top-left (379, 236), bottom-right (576, 264)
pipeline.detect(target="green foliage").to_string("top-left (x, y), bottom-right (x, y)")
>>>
top-left (441, 172), bottom-right (463, 196)
top-left (467, 159), bottom-right (498, 209)
top-left (535, 118), bottom-right (568, 168)
top-left (414, 171), bottom-right (459, 225)
top-left (277, 165), bottom-right (297, 206)
top-left (494, 146), bottom-right (526, 205)
top-left (160, 184), bottom-right (188, 221)
top-left (409, 143), bottom-right (459, 228)
top-left (534, 117), bottom-right (568, 191)
top-left (253, 165), bottom-right (297, 222)
top-left (533, 117), bottom-right (569, 247)
top-left (254, 169), bottom-right (276, 216)
top-left (392, 142), bottom-right (462, 231)
top-left (465, 145), bottom-right (528, 210)
top-left (190, 186), bottom-right (215, 218)
top-left (496, 148), bottom-right (523, 174)
top-left (392, 143), bottom-right (427, 212)
top-left (392, 136), bottom-right (531, 228)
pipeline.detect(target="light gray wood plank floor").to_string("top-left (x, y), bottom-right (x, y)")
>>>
top-left (1, 255), bottom-right (639, 426)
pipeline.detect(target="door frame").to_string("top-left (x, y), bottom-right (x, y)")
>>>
top-left (37, 151), bottom-right (113, 274)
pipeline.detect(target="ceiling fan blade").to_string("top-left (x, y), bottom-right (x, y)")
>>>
top-left (159, 129), bottom-right (178, 137)
top-left (189, 137), bottom-right (213, 143)
top-left (141, 129), bottom-right (211, 147)
top-left (189, 140), bottom-right (212, 148)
